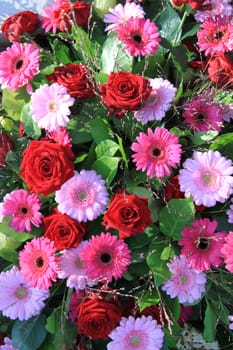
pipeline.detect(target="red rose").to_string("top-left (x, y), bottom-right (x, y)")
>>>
top-left (43, 208), bottom-right (87, 250)
top-left (1, 11), bottom-right (40, 42)
top-left (47, 64), bottom-right (96, 99)
top-left (54, 1), bottom-right (91, 32)
top-left (102, 192), bottom-right (152, 239)
top-left (171, 0), bottom-right (205, 8)
top-left (207, 53), bottom-right (233, 88)
top-left (99, 72), bottom-right (152, 118)
top-left (19, 140), bottom-right (74, 196)
top-left (76, 291), bottom-right (121, 339)
top-left (0, 132), bottom-right (14, 168)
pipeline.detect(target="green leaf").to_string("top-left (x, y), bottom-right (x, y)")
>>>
top-left (138, 289), bottom-right (160, 311)
top-left (0, 247), bottom-right (18, 264)
top-left (191, 130), bottom-right (218, 146)
top-left (90, 118), bottom-right (112, 144)
top-left (203, 300), bottom-right (217, 342)
top-left (101, 34), bottom-right (134, 74)
top-left (92, 156), bottom-right (120, 186)
top-left (181, 22), bottom-right (200, 40)
top-left (156, 5), bottom-right (181, 43)
top-left (12, 314), bottom-right (47, 350)
top-left (171, 45), bottom-right (188, 73)
top-left (209, 132), bottom-right (233, 159)
top-left (2, 87), bottom-right (30, 121)
top-left (72, 25), bottom-right (97, 65)
top-left (20, 103), bottom-right (41, 140)
top-left (67, 118), bottom-right (92, 144)
top-left (0, 217), bottom-right (32, 243)
top-left (95, 139), bottom-right (119, 158)
top-left (159, 198), bottom-right (195, 240)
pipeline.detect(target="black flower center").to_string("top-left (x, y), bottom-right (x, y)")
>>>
top-left (15, 59), bottom-right (23, 70)
top-left (153, 148), bottom-right (161, 157)
top-left (21, 207), bottom-right (28, 214)
top-left (215, 31), bottom-right (224, 40)
top-left (197, 237), bottom-right (210, 250)
top-left (197, 113), bottom-right (205, 121)
top-left (100, 252), bottom-right (112, 264)
top-left (36, 256), bottom-right (44, 268)
top-left (133, 34), bottom-right (142, 43)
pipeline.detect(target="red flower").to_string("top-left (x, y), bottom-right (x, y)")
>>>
top-left (47, 63), bottom-right (96, 99)
top-left (43, 208), bottom-right (87, 250)
top-left (19, 140), bottom-right (74, 196)
top-left (171, 0), bottom-right (205, 9)
top-left (55, 1), bottom-right (90, 32)
top-left (207, 53), bottom-right (233, 88)
top-left (1, 11), bottom-right (40, 42)
top-left (102, 191), bottom-right (152, 239)
top-left (0, 132), bottom-right (14, 168)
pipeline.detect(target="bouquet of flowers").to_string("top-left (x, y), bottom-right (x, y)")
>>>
top-left (0, 0), bottom-right (233, 349)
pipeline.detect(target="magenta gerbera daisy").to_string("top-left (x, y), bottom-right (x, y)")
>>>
top-left (55, 170), bottom-right (108, 223)
top-left (116, 18), bottom-right (160, 57)
top-left (131, 127), bottom-right (182, 179)
top-left (30, 83), bottom-right (75, 132)
top-left (19, 237), bottom-right (60, 289)
top-left (162, 257), bottom-right (206, 304)
top-left (221, 231), bottom-right (233, 273)
top-left (0, 266), bottom-right (49, 321)
top-left (134, 78), bottom-right (177, 124)
top-left (0, 42), bottom-right (40, 92)
top-left (2, 189), bottom-right (43, 233)
top-left (182, 95), bottom-right (223, 132)
top-left (79, 232), bottom-right (131, 282)
top-left (103, 2), bottom-right (145, 34)
top-left (197, 16), bottom-right (233, 56)
top-left (178, 150), bottom-right (233, 207)
top-left (107, 315), bottom-right (164, 350)
top-left (179, 218), bottom-right (227, 271)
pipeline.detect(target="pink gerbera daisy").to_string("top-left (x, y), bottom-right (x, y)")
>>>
top-left (131, 127), bottom-right (182, 179)
top-left (116, 18), bottom-right (160, 57)
top-left (103, 2), bottom-right (145, 34)
top-left (221, 103), bottom-right (233, 122)
top-left (107, 315), bottom-right (164, 350)
top-left (79, 232), bottom-right (131, 282)
top-left (221, 231), bottom-right (233, 273)
top-left (134, 78), bottom-right (177, 124)
top-left (2, 189), bottom-right (43, 233)
top-left (30, 83), bottom-right (75, 132)
top-left (194, 0), bottom-right (233, 22)
top-left (55, 170), bottom-right (108, 222)
top-left (178, 150), bottom-right (233, 207)
top-left (0, 42), bottom-right (40, 92)
top-left (0, 337), bottom-right (18, 350)
top-left (197, 16), bottom-right (233, 56)
top-left (179, 218), bottom-right (227, 271)
top-left (19, 237), bottom-right (60, 289)
top-left (182, 95), bottom-right (223, 132)
top-left (162, 257), bottom-right (206, 304)
top-left (41, 0), bottom-right (66, 34)
top-left (46, 127), bottom-right (72, 147)
top-left (0, 266), bottom-right (49, 321)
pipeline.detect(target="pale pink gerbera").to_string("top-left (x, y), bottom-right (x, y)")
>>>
top-left (19, 237), bottom-right (60, 289)
top-left (0, 42), bottom-right (40, 92)
top-left (0, 266), bottom-right (49, 321)
top-left (131, 127), bottom-right (182, 179)
top-left (2, 189), bottom-right (43, 233)
top-left (227, 198), bottom-right (233, 224)
top-left (134, 78), bottom-right (176, 124)
top-left (79, 232), bottom-right (131, 282)
top-left (178, 150), bottom-right (233, 207)
top-left (117, 18), bottom-right (160, 57)
top-left (0, 337), bottom-right (18, 350)
top-left (30, 83), bottom-right (75, 132)
top-left (107, 315), bottom-right (164, 350)
top-left (103, 2), bottom-right (145, 34)
top-left (197, 16), bottom-right (233, 56)
top-left (162, 257), bottom-right (206, 304)
top-left (55, 170), bottom-right (108, 222)
top-left (221, 231), bottom-right (233, 273)
top-left (194, 0), bottom-right (233, 22)
top-left (42, 0), bottom-right (66, 34)
top-left (179, 218), bottom-right (227, 271)
top-left (58, 241), bottom-right (96, 290)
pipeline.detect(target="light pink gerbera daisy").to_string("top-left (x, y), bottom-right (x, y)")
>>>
top-left (221, 231), bottom-right (233, 273)
top-left (179, 218), bottom-right (227, 271)
top-left (0, 42), bottom-right (40, 92)
top-left (131, 127), bottom-right (182, 179)
top-left (194, 0), bottom-right (233, 23)
top-left (79, 232), bottom-right (131, 282)
top-left (19, 237), bottom-right (60, 289)
top-left (103, 2), bottom-right (145, 34)
top-left (134, 78), bottom-right (177, 124)
top-left (0, 266), bottom-right (49, 321)
top-left (162, 257), bottom-right (206, 304)
top-left (55, 170), bottom-right (108, 222)
top-left (197, 16), bottom-right (233, 56)
top-left (221, 103), bottom-right (233, 122)
top-left (107, 315), bottom-right (164, 350)
top-left (178, 150), bottom-right (233, 207)
top-left (41, 0), bottom-right (66, 34)
top-left (182, 95), bottom-right (223, 132)
top-left (58, 241), bottom-right (96, 290)
top-left (30, 83), bottom-right (75, 132)
top-left (116, 18), bottom-right (160, 57)
top-left (227, 198), bottom-right (233, 224)
top-left (2, 189), bottom-right (43, 233)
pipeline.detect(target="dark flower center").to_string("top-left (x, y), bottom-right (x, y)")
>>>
top-left (133, 34), bottom-right (142, 43)
top-left (21, 207), bottom-right (28, 214)
top-left (153, 148), bottom-right (161, 157)
top-left (214, 31), bottom-right (224, 40)
top-left (197, 237), bottom-right (210, 250)
top-left (15, 59), bottom-right (23, 70)
top-left (100, 252), bottom-right (112, 264)
top-left (197, 113), bottom-right (205, 121)
top-left (36, 256), bottom-right (44, 268)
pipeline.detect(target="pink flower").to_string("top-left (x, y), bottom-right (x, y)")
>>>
top-left (41, 0), bottom-right (67, 34)
top-left (117, 18), bottom-right (160, 57)
top-left (197, 16), bottom-right (233, 56)
top-left (0, 42), bottom-right (40, 92)
top-left (194, 0), bottom-right (233, 22)
top-left (2, 189), bottom-right (43, 233)
top-left (227, 198), bottom-right (233, 223)
top-left (162, 257), bottom-right (206, 304)
top-left (179, 218), bottom-right (227, 271)
top-left (46, 127), bottom-right (72, 147)
top-left (179, 150), bottom-right (233, 207)
top-left (0, 337), bottom-right (18, 350)
top-left (131, 127), bottom-right (182, 179)
top-left (221, 231), bottom-right (233, 273)
top-left (19, 237), bottom-right (60, 289)
top-left (79, 232), bottom-right (131, 282)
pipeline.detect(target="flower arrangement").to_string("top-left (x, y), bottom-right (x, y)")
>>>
top-left (0, 0), bottom-right (233, 349)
